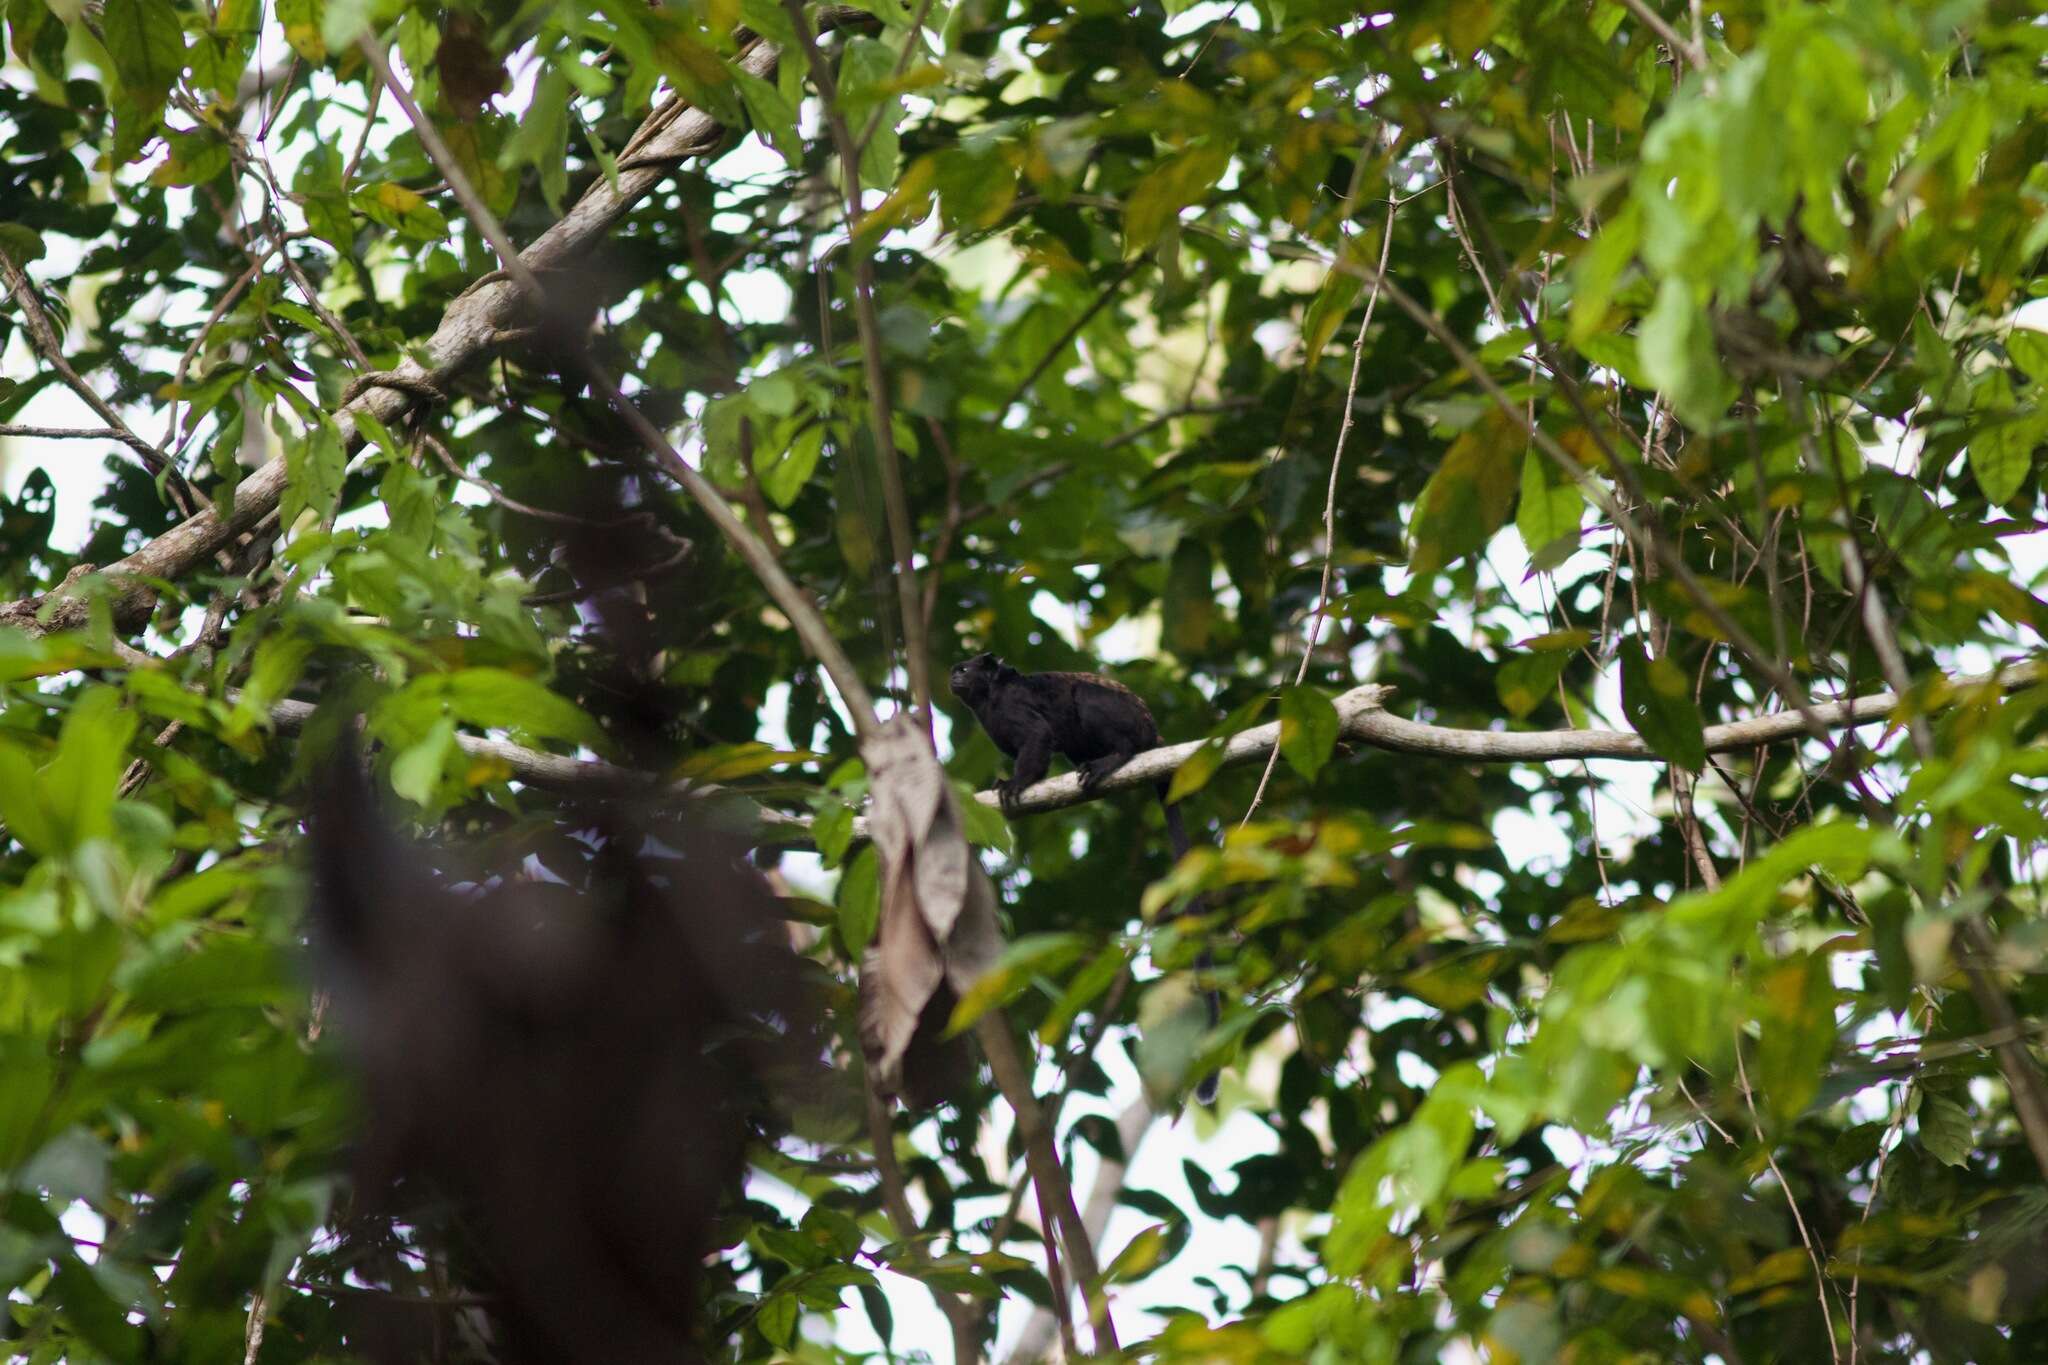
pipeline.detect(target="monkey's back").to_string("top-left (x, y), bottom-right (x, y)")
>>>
top-left (1025, 671), bottom-right (1162, 761)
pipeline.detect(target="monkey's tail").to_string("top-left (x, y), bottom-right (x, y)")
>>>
top-left (1157, 783), bottom-right (1221, 1105)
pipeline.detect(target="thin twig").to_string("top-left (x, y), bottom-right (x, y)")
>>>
top-left (1734, 1031), bottom-right (1844, 1362)
top-left (783, 0), bottom-right (934, 724)
top-left (1619, 0), bottom-right (1707, 68)
top-left (1241, 204), bottom-right (1393, 826)
top-left (998, 259), bottom-right (1141, 412)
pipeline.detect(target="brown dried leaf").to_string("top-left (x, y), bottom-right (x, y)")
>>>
top-left (858, 715), bottom-right (1001, 1106)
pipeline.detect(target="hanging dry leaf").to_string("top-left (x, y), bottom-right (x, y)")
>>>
top-left (858, 713), bottom-right (1002, 1107)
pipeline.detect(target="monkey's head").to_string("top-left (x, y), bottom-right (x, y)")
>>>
top-left (949, 652), bottom-right (1010, 707)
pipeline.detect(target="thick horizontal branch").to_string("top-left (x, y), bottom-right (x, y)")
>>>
top-left (260, 660), bottom-right (2040, 843)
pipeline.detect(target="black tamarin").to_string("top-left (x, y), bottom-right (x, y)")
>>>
top-left (949, 652), bottom-right (1221, 1103)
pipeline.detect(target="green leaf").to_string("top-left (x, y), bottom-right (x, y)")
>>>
top-left (440, 670), bottom-right (608, 750)
top-left (319, 0), bottom-right (378, 57)
top-left (1037, 943), bottom-right (1130, 1045)
top-left (1164, 537), bottom-right (1215, 656)
top-left (2008, 328), bottom-right (2048, 386)
top-left (351, 182), bottom-right (450, 240)
top-left (276, 0), bottom-right (326, 63)
top-left (100, 0), bottom-right (187, 104)
top-left (1639, 277), bottom-right (1733, 428)
top-left (1166, 738), bottom-right (1226, 805)
top-left (1301, 261), bottom-right (1364, 363)
top-left (1752, 951), bottom-right (1836, 1124)
top-left (1408, 412), bottom-right (1523, 578)
top-left (1516, 447), bottom-right (1584, 567)
top-left (955, 785), bottom-right (1013, 855)
top-left (0, 743), bottom-right (56, 855)
top-left (836, 845), bottom-right (880, 956)
top-left (1496, 650), bottom-right (1569, 719)
top-left (501, 65), bottom-right (571, 211)
top-left (283, 419), bottom-right (347, 527)
top-left (1967, 412), bottom-right (2041, 508)
top-left (1104, 1224), bottom-right (1169, 1283)
top-left (811, 797), bottom-right (855, 868)
top-left (733, 66), bottom-right (801, 166)
top-left (1277, 685), bottom-right (1339, 782)
top-left (1918, 1093), bottom-right (1973, 1168)
top-left (1618, 638), bottom-right (1705, 772)
top-left (945, 933), bottom-right (1092, 1037)
top-left (1568, 200), bottom-right (1640, 346)
top-left (1124, 142), bottom-right (1232, 257)
top-left (390, 716), bottom-right (457, 806)
top-left (756, 1290), bottom-right (798, 1348)
top-left (45, 689), bottom-right (139, 857)
top-left (757, 422), bottom-right (824, 509)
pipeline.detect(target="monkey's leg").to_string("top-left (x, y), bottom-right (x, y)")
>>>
top-left (1001, 727), bottom-right (1054, 812)
top-left (1078, 749), bottom-right (1136, 792)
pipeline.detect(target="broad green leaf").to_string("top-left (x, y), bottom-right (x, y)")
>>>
top-left (836, 845), bottom-right (880, 956)
top-left (945, 933), bottom-right (1092, 1036)
top-left (276, 0), bottom-right (326, 63)
top-left (733, 66), bottom-right (801, 166)
top-left (1496, 650), bottom-right (1569, 719)
top-left (1618, 638), bottom-right (1705, 772)
top-left (1277, 685), bottom-right (1339, 782)
top-left (1124, 142), bottom-right (1232, 257)
top-left (1569, 201), bottom-right (1640, 345)
top-left (956, 785), bottom-right (1013, 855)
top-left (1037, 944), bottom-right (1130, 1045)
top-left (673, 742), bottom-right (822, 782)
top-left (1104, 1224), bottom-right (1169, 1283)
top-left (758, 422), bottom-right (824, 508)
top-left (811, 797), bottom-right (855, 868)
top-left (352, 182), bottom-right (449, 240)
top-left (1640, 277), bottom-right (1733, 428)
top-left (282, 419), bottom-right (347, 528)
top-left (2008, 328), bottom-right (2048, 386)
top-left (389, 716), bottom-right (457, 806)
top-left (1409, 412), bottom-right (1523, 578)
top-left (756, 1291), bottom-right (798, 1348)
top-left (1967, 412), bottom-right (2041, 508)
top-left (1166, 738), bottom-right (1226, 805)
top-left (439, 670), bottom-right (607, 750)
top-left (1918, 1093), bottom-right (1973, 1168)
top-left (1164, 537), bottom-right (1215, 656)
top-left (100, 0), bottom-right (187, 104)
top-left (1752, 951), bottom-right (1836, 1124)
top-left (1516, 447), bottom-right (1584, 567)
top-left (44, 689), bottom-right (139, 856)
top-left (0, 744), bottom-right (56, 855)
top-left (1301, 261), bottom-right (1364, 363)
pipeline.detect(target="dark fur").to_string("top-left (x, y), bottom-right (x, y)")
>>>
top-left (949, 653), bottom-right (1220, 1102)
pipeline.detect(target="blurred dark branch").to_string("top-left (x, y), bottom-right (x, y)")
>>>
top-left (0, 12), bottom-right (871, 639)
top-left (356, 31), bottom-right (881, 732)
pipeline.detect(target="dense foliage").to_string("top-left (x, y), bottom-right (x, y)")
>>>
top-left (2, 0), bottom-right (2047, 1360)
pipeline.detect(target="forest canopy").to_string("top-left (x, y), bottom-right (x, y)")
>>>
top-left (2, 0), bottom-right (2048, 1361)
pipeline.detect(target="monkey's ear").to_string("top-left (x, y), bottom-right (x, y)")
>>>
top-left (970, 651), bottom-right (995, 667)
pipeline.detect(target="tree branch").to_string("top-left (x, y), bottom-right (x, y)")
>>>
top-left (257, 661), bottom-right (2041, 839)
